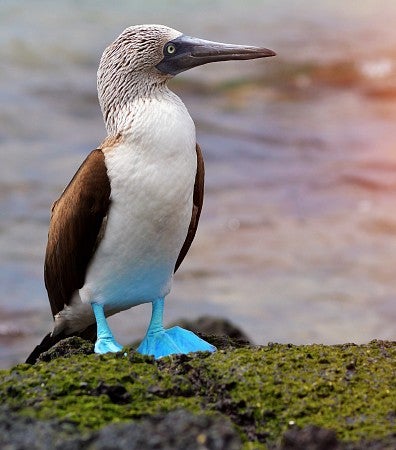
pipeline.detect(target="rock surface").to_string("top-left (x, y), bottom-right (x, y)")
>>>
top-left (1, 333), bottom-right (395, 449)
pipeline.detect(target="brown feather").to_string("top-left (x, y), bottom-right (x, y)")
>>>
top-left (174, 143), bottom-right (205, 272)
top-left (44, 149), bottom-right (111, 316)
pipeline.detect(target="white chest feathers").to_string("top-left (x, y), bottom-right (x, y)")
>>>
top-left (80, 94), bottom-right (197, 309)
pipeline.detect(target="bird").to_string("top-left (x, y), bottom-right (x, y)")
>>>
top-left (26, 24), bottom-right (276, 364)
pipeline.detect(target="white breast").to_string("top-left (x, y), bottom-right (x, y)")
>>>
top-left (80, 94), bottom-right (197, 312)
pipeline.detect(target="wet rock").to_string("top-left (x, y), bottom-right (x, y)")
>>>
top-left (91, 381), bottom-right (131, 404)
top-left (37, 336), bottom-right (94, 362)
top-left (0, 407), bottom-right (240, 450)
top-left (1, 339), bottom-right (395, 449)
top-left (275, 426), bottom-right (396, 450)
top-left (279, 425), bottom-right (339, 450)
top-left (0, 406), bottom-right (88, 450)
top-left (93, 409), bottom-right (241, 450)
top-left (176, 315), bottom-right (251, 343)
top-left (200, 332), bottom-right (251, 351)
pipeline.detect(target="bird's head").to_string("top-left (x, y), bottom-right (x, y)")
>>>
top-left (98, 24), bottom-right (276, 133)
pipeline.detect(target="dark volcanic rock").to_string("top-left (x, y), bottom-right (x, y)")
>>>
top-left (0, 407), bottom-right (240, 450)
top-left (0, 406), bottom-right (88, 450)
top-left (274, 426), bottom-right (396, 450)
top-left (91, 381), bottom-right (131, 404)
top-left (2, 336), bottom-right (395, 450)
top-left (177, 315), bottom-right (251, 343)
top-left (37, 336), bottom-right (94, 362)
top-left (279, 425), bottom-right (339, 449)
top-left (94, 409), bottom-right (241, 450)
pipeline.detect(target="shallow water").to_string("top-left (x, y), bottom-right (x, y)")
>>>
top-left (1, 1), bottom-right (396, 367)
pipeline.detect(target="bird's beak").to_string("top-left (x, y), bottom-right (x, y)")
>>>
top-left (156, 34), bottom-right (276, 76)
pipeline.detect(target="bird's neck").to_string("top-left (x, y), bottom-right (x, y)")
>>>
top-left (99, 75), bottom-right (177, 136)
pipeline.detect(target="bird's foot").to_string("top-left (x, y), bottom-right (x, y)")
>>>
top-left (94, 336), bottom-right (123, 354)
top-left (137, 326), bottom-right (216, 359)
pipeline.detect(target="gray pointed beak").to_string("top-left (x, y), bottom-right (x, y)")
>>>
top-left (156, 34), bottom-right (276, 76)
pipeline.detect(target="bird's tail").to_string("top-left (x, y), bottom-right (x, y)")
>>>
top-left (25, 325), bottom-right (97, 364)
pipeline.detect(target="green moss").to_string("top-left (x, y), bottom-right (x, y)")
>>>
top-left (1, 340), bottom-right (395, 447)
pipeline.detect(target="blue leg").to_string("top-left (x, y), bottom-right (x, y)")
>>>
top-left (92, 302), bottom-right (123, 354)
top-left (137, 298), bottom-right (216, 359)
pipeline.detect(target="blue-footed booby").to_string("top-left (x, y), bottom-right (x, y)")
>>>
top-left (26, 25), bottom-right (276, 363)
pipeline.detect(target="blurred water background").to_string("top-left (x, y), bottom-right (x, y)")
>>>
top-left (1, 0), bottom-right (396, 367)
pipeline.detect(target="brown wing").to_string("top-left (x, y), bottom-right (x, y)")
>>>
top-left (44, 149), bottom-right (111, 316)
top-left (174, 143), bottom-right (205, 272)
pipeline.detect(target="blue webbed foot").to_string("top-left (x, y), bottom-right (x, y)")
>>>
top-left (94, 336), bottom-right (123, 354)
top-left (137, 326), bottom-right (216, 359)
top-left (91, 302), bottom-right (123, 355)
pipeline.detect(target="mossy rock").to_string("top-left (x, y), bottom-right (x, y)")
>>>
top-left (1, 338), bottom-right (395, 449)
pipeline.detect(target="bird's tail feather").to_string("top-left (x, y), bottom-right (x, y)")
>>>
top-left (25, 325), bottom-right (97, 364)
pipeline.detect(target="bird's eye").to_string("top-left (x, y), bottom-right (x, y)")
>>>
top-left (165, 44), bottom-right (176, 55)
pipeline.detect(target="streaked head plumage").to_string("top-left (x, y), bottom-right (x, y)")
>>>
top-left (97, 24), bottom-right (276, 134)
top-left (98, 25), bottom-right (182, 78)
top-left (97, 25), bottom-right (182, 133)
